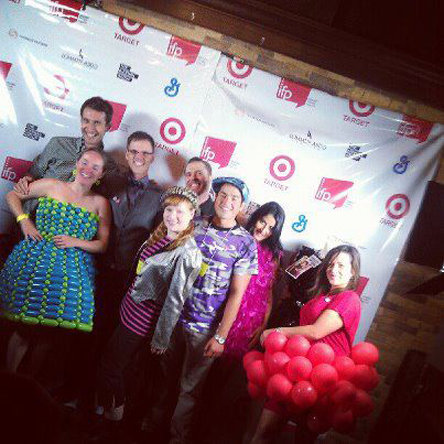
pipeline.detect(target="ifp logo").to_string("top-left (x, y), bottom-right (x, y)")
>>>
top-left (118, 17), bottom-right (144, 35)
top-left (315, 177), bottom-right (354, 209)
top-left (107, 101), bottom-right (127, 132)
top-left (385, 194), bottom-right (410, 219)
top-left (200, 137), bottom-right (237, 168)
top-left (348, 101), bottom-right (375, 118)
top-left (43, 74), bottom-right (69, 100)
top-left (276, 78), bottom-right (311, 108)
top-left (269, 155), bottom-right (295, 181)
top-left (397, 115), bottom-right (433, 144)
top-left (166, 37), bottom-right (201, 66)
top-left (1, 157), bottom-right (33, 183)
top-left (160, 118), bottom-right (186, 145)
top-left (227, 60), bottom-right (253, 79)
top-left (50, 0), bottom-right (82, 23)
top-left (0, 61), bottom-right (12, 79)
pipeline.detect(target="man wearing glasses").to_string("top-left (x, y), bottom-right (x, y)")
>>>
top-left (96, 131), bottom-right (161, 338)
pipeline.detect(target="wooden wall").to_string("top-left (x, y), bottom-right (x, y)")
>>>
top-left (101, 2), bottom-right (444, 442)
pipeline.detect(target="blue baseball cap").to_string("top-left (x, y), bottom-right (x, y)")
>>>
top-left (212, 177), bottom-right (249, 202)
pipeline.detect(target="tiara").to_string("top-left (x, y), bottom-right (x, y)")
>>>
top-left (161, 186), bottom-right (199, 209)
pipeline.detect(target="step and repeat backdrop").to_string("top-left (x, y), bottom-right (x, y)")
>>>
top-left (1, 0), bottom-right (443, 341)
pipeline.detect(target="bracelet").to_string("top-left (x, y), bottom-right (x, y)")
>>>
top-left (16, 213), bottom-right (29, 223)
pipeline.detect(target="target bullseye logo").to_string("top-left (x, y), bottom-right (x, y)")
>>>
top-left (160, 118), bottom-right (186, 145)
top-left (43, 74), bottom-right (69, 100)
top-left (227, 60), bottom-right (253, 79)
top-left (119, 17), bottom-right (144, 35)
top-left (349, 101), bottom-right (375, 118)
top-left (385, 194), bottom-right (410, 219)
top-left (269, 155), bottom-right (295, 181)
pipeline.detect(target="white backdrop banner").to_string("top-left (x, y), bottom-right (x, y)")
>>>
top-left (1, 1), bottom-right (443, 341)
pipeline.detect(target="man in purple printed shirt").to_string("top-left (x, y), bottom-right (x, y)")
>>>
top-left (148, 177), bottom-right (258, 444)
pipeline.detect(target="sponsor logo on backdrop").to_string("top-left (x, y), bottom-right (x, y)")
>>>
top-left (42, 74), bottom-right (68, 112)
top-left (380, 193), bottom-right (410, 228)
top-left (264, 155), bottom-right (295, 191)
top-left (315, 177), bottom-right (353, 209)
top-left (223, 60), bottom-right (252, 89)
top-left (355, 276), bottom-right (369, 297)
top-left (8, 28), bottom-right (48, 47)
top-left (114, 18), bottom-right (143, 46)
top-left (343, 100), bottom-right (374, 127)
top-left (289, 130), bottom-right (327, 151)
top-left (200, 137), bottom-right (236, 168)
top-left (0, 61), bottom-right (12, 79)
top-left (167, 37), bottom-right (201, 65)
top-left (49, 0), bottom-right (87, 24)
top-left (164, 78), bottom-right (181, 97)
top-left (276, 78), bottom-right (311, 108)
top-left (155, 118), bottom-right (187, 155)
top-left (23, 124), bottom-right (45, 141)
top-left (107, 101), bottom-right (127, 132)
top-left (397, 115), bottom-right (433, 143)
top-left (345, 145), bottom-right (367, 161)
top-left (117, 64), bottom-right (139, 82)
top-left (61, 48), bottom-right (98, 70)
top-left (1, 157), bottom-right (33, 183)
top-left (393, 155), bottom-right (410, 174)
top-left (9, 0), bottom-right (21, 4)
top-left (292, 214), bottom-right (308, 233)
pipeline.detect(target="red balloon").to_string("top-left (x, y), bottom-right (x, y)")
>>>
top-left (330, 408), bottom-right (355, 433)
top-left (352, 389), bottom-right (374, 417)
top-left (307, 343), bottom-right (335, 366)
top-left (264, 331), bottom-right (288, 354)
top-left (312, 394), bottom-right (332, 417)
top-left (286, 356), bottom-right (313, 382)
top-left (266, 373), bottom-right (293, 402)
top-left (243, 350), bottom-right (264, 370)
top-left (265, 351), bottom-right (291, 375)
top-left (311, 363), bottom-right (339, 393)
top-left (306, 413), bottom-right (331, 434)
top-left (284, 335), bottom-right (311, 358)
top-left (334, 356), bottom-right (356, 381)
top-left (247, 382), bottom-right (266, 400)
top-left (290, 380), bottom-right (318, 409)
top-left (330, 380), bottom-right (357, 410)
top-left (351, 342), bottom-right (379, 366)
top-left (246, 359), bottom-right (268, 387)
top-left (353, 364), bottom-right (378, 391)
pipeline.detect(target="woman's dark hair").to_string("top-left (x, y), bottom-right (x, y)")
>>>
top-left (246, 201), bottom-right (285, 261)
top-left (309, 244), bottom-right (361, 297)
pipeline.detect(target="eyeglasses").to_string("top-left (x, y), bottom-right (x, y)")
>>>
top-left (127, 149), bottom-right (154, 157)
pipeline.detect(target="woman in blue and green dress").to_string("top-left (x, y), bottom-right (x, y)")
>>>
top-left (0, 148), bottom-right (111, 373)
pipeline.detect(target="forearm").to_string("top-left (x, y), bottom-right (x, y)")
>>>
top-left (277, 324), bottom-right (320, 341)
top-left (216, 291), bottom-right (243, 338)
top-left (6, 191), bottom-right (26, 218)
top-left (71, 238), bottom-right (108, 253)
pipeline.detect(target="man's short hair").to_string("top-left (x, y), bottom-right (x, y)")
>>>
top-left (80, 97), bottom-right (113, 126)
top-left (127, 131), bottom-right (155, 151)
top-left (186, 157), bottom-right (212, 177)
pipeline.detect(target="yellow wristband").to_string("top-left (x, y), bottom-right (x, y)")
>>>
top-left (16, 213), bottom-right (29, 223)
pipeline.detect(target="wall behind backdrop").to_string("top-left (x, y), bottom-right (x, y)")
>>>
top-left (1, 0), bottom-right (443, 342)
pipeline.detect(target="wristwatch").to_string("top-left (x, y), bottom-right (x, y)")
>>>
top-left (214, 333), bottom-right (226, 345)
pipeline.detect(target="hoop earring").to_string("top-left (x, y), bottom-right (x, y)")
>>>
top-left (72, 169), bottom-right (77, 176)
top-left (95, 179), bottom-right (101, 186)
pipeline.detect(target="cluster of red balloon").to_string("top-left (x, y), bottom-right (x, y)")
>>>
top-left (243, 332), bottom-right (380, 435)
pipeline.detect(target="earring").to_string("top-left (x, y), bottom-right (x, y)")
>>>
top-left (72, 169), bottom-right (77, 176)
top-left (95, 179), bottom-right (101, 186)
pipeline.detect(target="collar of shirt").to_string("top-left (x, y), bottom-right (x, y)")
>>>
top-left (77, 137), bottom-right (105, 154)
top-left (128, 173), bottom-right (151, 190)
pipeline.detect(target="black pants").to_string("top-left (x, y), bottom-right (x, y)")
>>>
top-left (97, 323), bottom-right (146, 410)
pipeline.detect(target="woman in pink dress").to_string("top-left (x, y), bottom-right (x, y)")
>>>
top-left (224, 201), bottom-right (286, 359)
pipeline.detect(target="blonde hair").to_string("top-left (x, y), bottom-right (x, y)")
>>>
top-left (145, 194), bottom-right (195, 251)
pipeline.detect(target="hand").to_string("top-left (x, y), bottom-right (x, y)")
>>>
top-left (151, 345), bottom-right (166, 355)
top-left (53, 235), bottom-right (78, 249)
top-left (248, 327), bottom-right (263, 349)
top-left (21, 219), bottom-right (43, 241)
top-left (260, 329), bottom-right (274, 346)
top-left (203, 337), bottom-right (224, 358)
top-left (14, 176), bottom-right (33, 195)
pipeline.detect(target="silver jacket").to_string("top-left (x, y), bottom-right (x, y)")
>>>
top-left (129, 237), bottom-right (202, 350)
